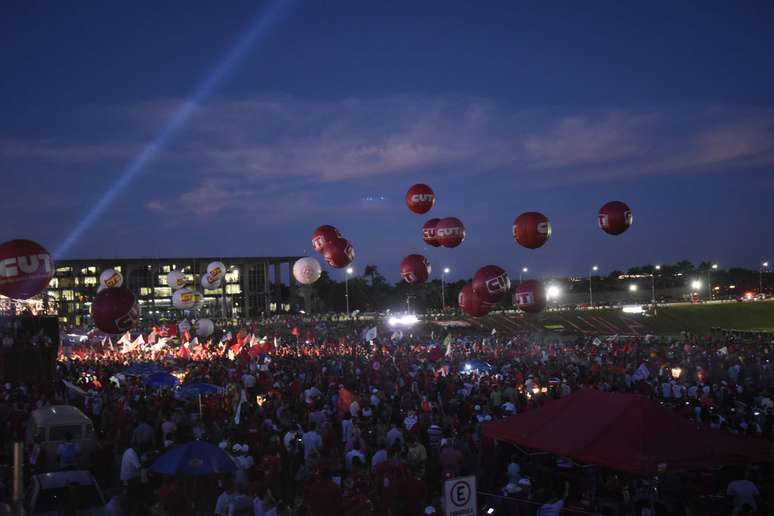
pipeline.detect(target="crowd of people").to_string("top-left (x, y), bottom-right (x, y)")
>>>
top-left (1, 316), bottom-right (773, 515)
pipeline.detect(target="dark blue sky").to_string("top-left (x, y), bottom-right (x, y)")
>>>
top-left (2, 0), bottom-right (773, 282)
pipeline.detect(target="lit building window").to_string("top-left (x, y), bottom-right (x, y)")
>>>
top-left (225, 269), bottom-right (240, 283)
top-left (154, 287), bottom-right (172, 297)
top-left (158, 275), bottom-right (168, 286)
top-left (140, 287), bottom-right (152, 296)
top-left (83, 277), bottom-right (98, 286)
top-left (62, 290), bottom-right (74, 301)
top-left (48, 278), bottom-right (59, 288)
top-left (114, 266), bottom-right (122, 272)
top-left (162, 265), bottom-right (171, 273)
top-left (56, 267), bottom-right (72, 273)
top-left (226, 284), bottom-right (241, 294)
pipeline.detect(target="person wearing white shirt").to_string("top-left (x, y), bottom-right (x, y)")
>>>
top-left (341, 415), bottom-right (353, 444)
top-left (386, 424), bottom-right (403, 448)
top-left (345, 442), bottom-right (366, 472)
top-left (120, 446), bottom-right (141, 484)
top-left (726, 477), bottom-right (759, 512)
top-left (214, 483), bottom-right (235, 516)
top-left (371, 446), bottom-right (387, 473)
top-left (301, 424), bottom-right (322, 463)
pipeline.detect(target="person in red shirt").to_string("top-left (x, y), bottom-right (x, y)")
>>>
top-left (307, 468), bottom-right (342, 516)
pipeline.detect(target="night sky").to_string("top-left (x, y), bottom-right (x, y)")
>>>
top-left (2, 0), bottom-right (773, 282)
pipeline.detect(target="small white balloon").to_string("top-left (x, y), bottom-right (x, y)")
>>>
top-left (167, 270), bottom-right (187, 290)
top-left (206, 261), bottom-right (226, 284)
top-left (293, 257), bottom-right (322, 285)
top-left (192, 290), bottom-right (204, 310)
top-left (201, 275), bottom-right (222, 290)
top-left (172, 287), bottom-right (195, 310)
top-left (99, 268), bottom-right (123, 288)
top-left (178, 319), bottom-right (192, 333)
top-left (195, 318), bottom-right (214, 338)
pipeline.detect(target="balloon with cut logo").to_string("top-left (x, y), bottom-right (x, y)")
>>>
top-left (91, 286), bottom-right (139, 334)
top-left (436, 217), bottom-right (465, 248)
top-left (172, 287), bottom-right (196, 310)
top-left (195, 318), bottom-right (214, 338)
top-left (472, 265), bottom-right (511, 304)
top-left (0, 239), bottom-right (54, 299)
top-left (405, 183), bottom-right (435, 214)
top-left (598, 201), bottom-right (633, 235)
top-left (206, 261), bottom-right (226, 284)
top-left (312, 225), bottom-right (343, 253)
top-left (322, 238), bottom-right (355, 268)
top-left (400, 254), bottom-right (431, 284)
top-left (514, 279), bottom-right (546, 314)
top-left (513, 212), bottom-right (552, 249)
top-left (201, 275), bottom-right (221, 291)
top-left (167, 270), bottom-right (187, 290)
top-left (458, 282), bottom-right (492, 317)
top-left (99, 268), bottom-right (123, 288)
top-left (422, 218), bottom-right (441, 247)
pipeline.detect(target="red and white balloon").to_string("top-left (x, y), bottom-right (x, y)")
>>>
top-left (312, 225), bottom-right (343, 253)
top-left (422, 218), bottom-right (441, 247)
top-left (472, 265), bottom-right (511, 304)
top-left (91, 286), bottom-right (139, 334)
top-left (458, 283), bottom-right (492, 317)
top-left (514, 280), bottom-right (546, 314)
top-left (436, 217), bottom-right (465, 248)
top-left (0, 239), bottom-right (54, 300)
top-left (400, 254), bottom-right (431, 284)
top-left (405, 184), bottom-right (435, 214)
top-left (99, 268), bottom-right (123, 289)
top-left (322, 238), bottom-right (355, 268)
top-left (598, 201), bottom-right (633, 235)
top-left (513, 212), bottom-right (552, 249)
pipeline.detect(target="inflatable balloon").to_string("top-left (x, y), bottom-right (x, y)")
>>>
top-left (195, 318), bottom-right (214, 338)
top-left (178, 319), bottom-right (192, 333)
top-left (400, 254), bottom-right (431, 284)
top-left (312, 225), bottom-right (343, 253)
top-left (473, 265), bottom-right (511, 304)
top-left (436, 217), bottom-right (465, 248)
top-left (322, 238), bottom-right (355, 268)
top-left (97, 284), bottom-right (107, 294)
top-left (458, 283), bottom-right (492, 318)
top-left (514, 279), bottom-right (546, 314)
top-left (513, 212), bottom-right (552, 249)
top-left (99, 268), bottom-right (123, 288)
top-left (172, 287), bottom-right (196, 310)
top-left (91, 286), bottom-right (139, 334)
top-left (167, 270), bottom-right (187, 290)
top-left (293, 257), bottom-right (322, 285)
top-left (598, 201), bottom-right (632, 235)
top-left (201, 275), bottom-right (221, 290)
top-left (192, 290), bottom-right (204, 310)
top-left (405, 183), bottom-right (435, 214)
top-left (0, 239), bottom-right (54, 300)
top-left (206, 261), bottom-right (226, 284)
top-left (422, 218), bottom-right (441, 247)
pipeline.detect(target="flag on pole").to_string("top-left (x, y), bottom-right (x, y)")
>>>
top-left (444, 334), bottom-right (454, 356)
top-left (146, 327), bottom-right (157, 345)
top-left (364, 326), bottom-right (378, 342)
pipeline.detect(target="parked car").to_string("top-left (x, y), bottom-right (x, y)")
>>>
top-left (23, 470), bottom-right (107, 515)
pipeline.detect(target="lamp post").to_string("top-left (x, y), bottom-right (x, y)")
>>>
top-left (708, 263), bottom-right (718, 301)
top-left (345, 267), bottom-right (353, 317)
top-left (589, 266), bottom-right (598, 306)
top-left (519, 267), bottom-right (528, 284)
top-left (761, 261), bottom-right (769, 295)
top-left (441, 267), bottom-right (450, 309)
top-left (651, 265), bottom-right (660, 305)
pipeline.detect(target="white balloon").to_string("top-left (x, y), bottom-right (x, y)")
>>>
top-left (206, 261), bottom-right (226, 284)
top-left (201, 275), bottom-right (222, 290)
top-left (195, 318), bottom-right (214, 338)
top-left (293, 257), bottom-right (322, 285)
top-left (192, 290), bottom-right (204, 310)
top-left (167, 270), bottom-right (187, 290)
top-left (99, 268), bottom-right (123, 288)
top-left (178, 319), bottom-right (192, 333)
top-left (172, 287), bottom-right (195, 310)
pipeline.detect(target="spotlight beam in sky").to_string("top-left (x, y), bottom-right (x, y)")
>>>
top-left (55, 0), bottom-right (293, 258)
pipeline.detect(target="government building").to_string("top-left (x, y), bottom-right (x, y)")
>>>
top-left (46, 256), bottom-right (302, 325)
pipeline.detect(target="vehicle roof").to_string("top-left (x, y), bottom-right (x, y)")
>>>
top-left (30, 405), bottom-right (91, 426)
top-left (34, 470), bottom-right (96, 490)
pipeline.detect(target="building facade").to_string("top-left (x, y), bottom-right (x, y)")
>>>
top-left (47, 256), bottom-right (302, 325)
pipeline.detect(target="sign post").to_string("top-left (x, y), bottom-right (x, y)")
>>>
top-left (443, 475), bottom-right (477, 516)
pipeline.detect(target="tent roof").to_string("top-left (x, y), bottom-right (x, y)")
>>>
top-left (483, 389), bottom-right (770, 475)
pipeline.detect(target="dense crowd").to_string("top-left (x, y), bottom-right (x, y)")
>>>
top-left (1, 317), bottom-right (773, 515)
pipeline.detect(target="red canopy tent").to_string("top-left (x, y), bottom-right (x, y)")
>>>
top-left (483, 389), bottom-right (770, 475)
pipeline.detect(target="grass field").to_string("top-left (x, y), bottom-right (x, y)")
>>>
top-left (478, 301), bottom-right (774, 336)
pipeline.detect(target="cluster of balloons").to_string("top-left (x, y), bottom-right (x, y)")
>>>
top-left (312, 225), bottom-right (355, 269)
top-left (91, 265), bottom-right (139, 334)
top-left (458, 265), bottom-right (511, 317)
top-left (178, 317), bottom-right (214, 337)
top-left (201, 261), bottom-right (226, 291)
top-left (0, 239), bottom-right (54, 300)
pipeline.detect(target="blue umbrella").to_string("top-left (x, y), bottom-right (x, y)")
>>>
top-left (175, 383), bottom-right (222, 398)
top-left (124, 362), bottom-right (166, 376)
top-left (143, 372), bottom-right (180, 388)
top-left (151, 441), bottom-right (237, 476)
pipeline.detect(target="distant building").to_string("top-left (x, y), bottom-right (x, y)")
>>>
top-left (46, 256), bottom-right (301, 325)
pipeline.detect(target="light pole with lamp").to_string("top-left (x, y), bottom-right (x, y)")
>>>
top-left (708, 263), bottom-right (718, 300)
top-left (345, 267), bottom-right (353, 317)
top-left (761, 261), bottom-right (769, 295)
top-left (441, 267), bottom-right (450, 309)
top-left (589, 266), bottom-right (598, 306)
top-left (519, 267), bottom-right (528, 283)
top-left (651, 265), bottom-right (660, 305)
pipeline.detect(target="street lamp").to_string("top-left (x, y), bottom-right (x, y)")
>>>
top-left (691, 280), bottom-right (702, 291)
top-left (652, 265), bottom-right (660, 305)
top-left (345, 267), bottom-right (354, 317)
top-left (761, 261), bottom-right (769, 295)
top-left (589, 266), bottom-right (599, 306)
top-left (546, 285), bottom-right (561, 303)
top-left (441, 267), bottom-right (450, 309)
top-left (629, 284), bottom-right (638, 292)
top-left (708, 263), bottom-right (718, 300)
top-left (519, 267), bottom-right (528, 283)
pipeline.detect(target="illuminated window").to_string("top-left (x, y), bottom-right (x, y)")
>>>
top-left (140, 287), bottom-right (152, 296)
top-left (158, 275), bottom-right (168, 286)
top-left (225, 269), bottom-right (240, 283)
top-left (154, 287), bottom-right (172, 297)
top-left (80, 267), bottom-right (96, 275)
top-left (162, 265), bottom-right (171, 273)
top-left (226, 284), bottom-right (241, 294)
top-left (185, 274), bottom-right (194, 283)
top-left (62, 290), bottom-right (74, 301)
top-left (83, 277), bottom-right (98, 286)
top-left (48, 290), bottom-right (60, 299)
top-left (56, 267), bottom-right (72, 274)
top-left (114, 266), bottom-right (122, 272)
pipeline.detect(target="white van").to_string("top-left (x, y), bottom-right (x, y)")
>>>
top-left (26, 405), bottom-right (96, 471)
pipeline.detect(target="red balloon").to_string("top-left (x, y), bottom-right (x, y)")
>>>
top-left (91, 286), bottom-right (140, 334)
top-left (472, 265), bottom-right (511, 304)
top-left (0, 239), bottom-right (54, 300)
top-left (422, 218), bottom-right (441, 247)
top-left (400, 254), bottom-right (431, 284)
top-left (514, 279), bottom-right (546, 314)
top-left (458, 283), bottom-right (492, 317)
top-left (436, 217), bottom-right (465, 248)
top-left (405, 183), bottom-right (435, 214)
top-left (598, 201), bottom-right (633, 235)
top-left (322, 238), bottom-right (355, 268)
top-left (311, 225), bottom-right (342, 253)
top-left (513, 211), bottom-right (552, 249)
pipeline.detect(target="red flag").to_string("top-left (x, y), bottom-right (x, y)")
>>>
top-left (182, 329), bottom-right (191, 343)
top-left (337, 386), bottom-right (355, 415)
top-left (291, 326), bottom-right (300, 337)
top-left (178, 344), bottom-right (190, 359)
top-left (164, 322), bottom-right (178, 337)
